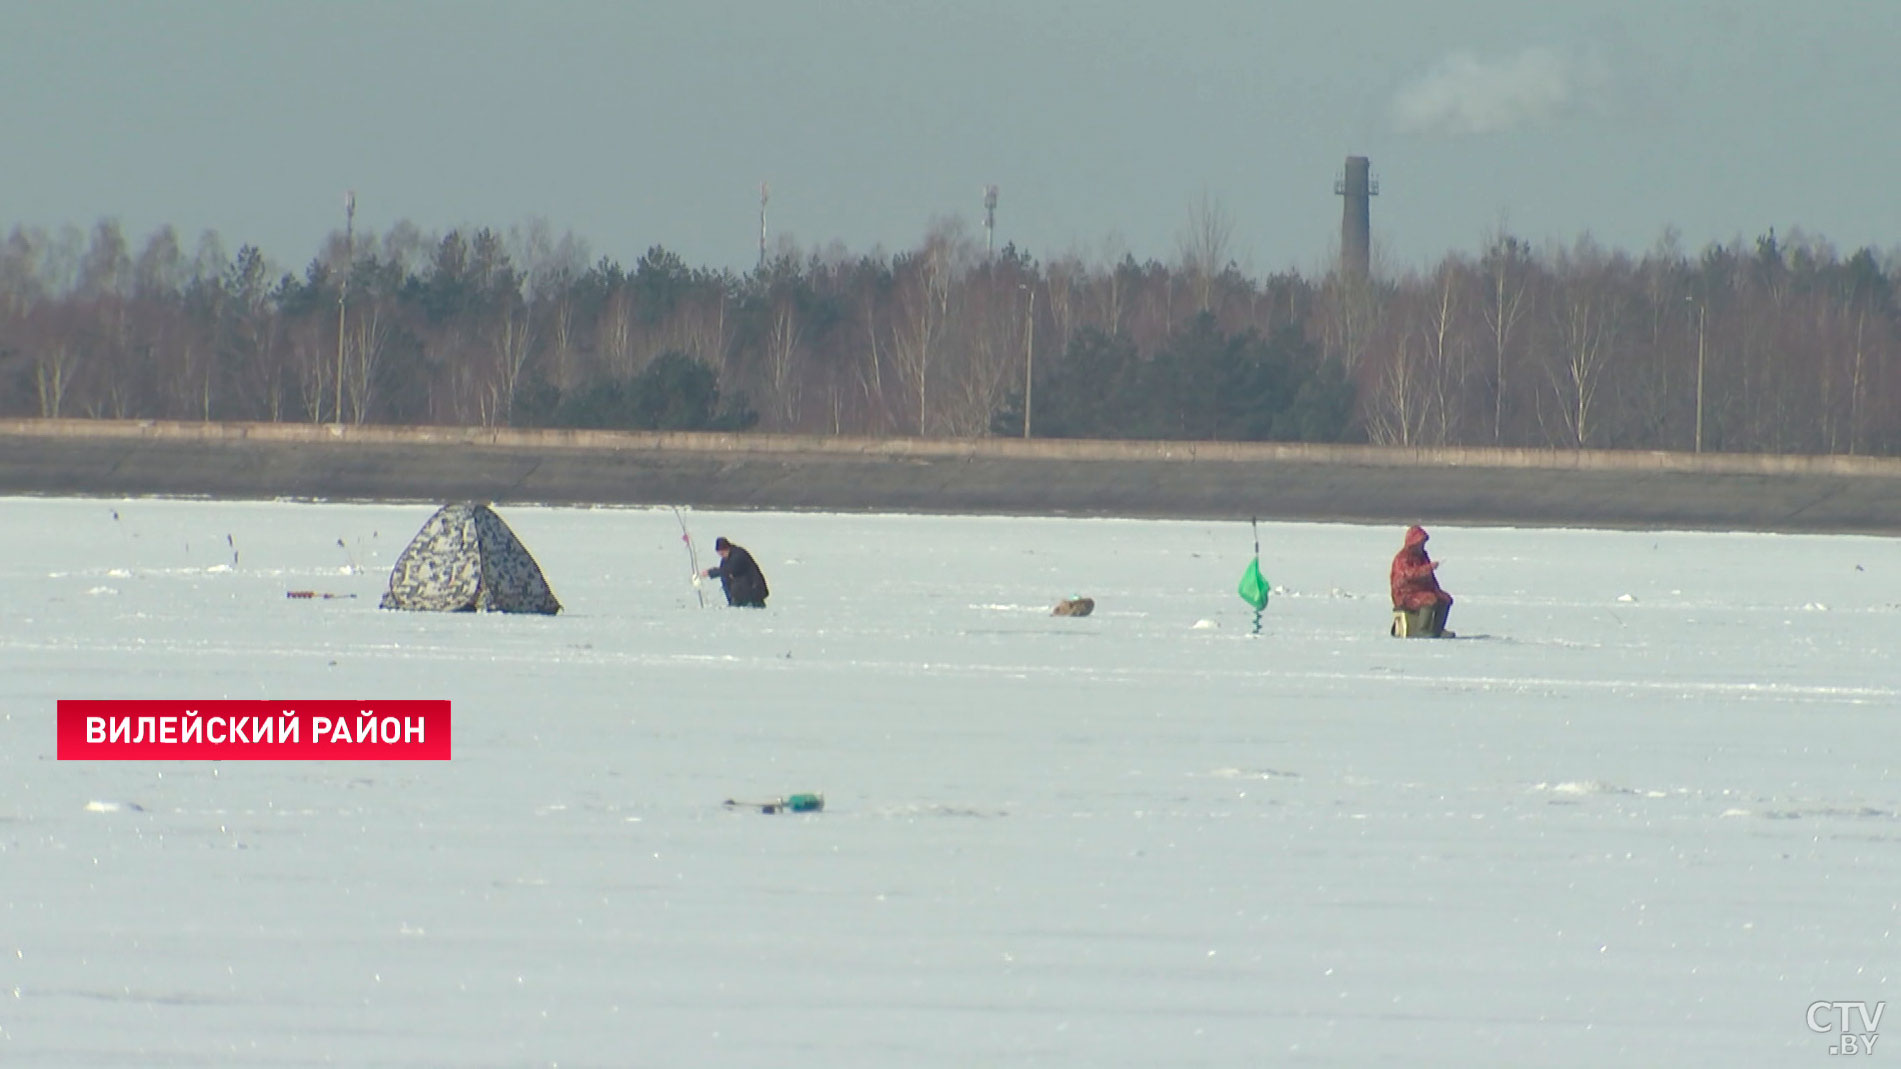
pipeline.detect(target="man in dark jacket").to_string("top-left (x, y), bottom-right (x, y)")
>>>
top-left (1390, 524), bottom-right (1453, 635)
top-left (704, 537), bottom-right (769, 608)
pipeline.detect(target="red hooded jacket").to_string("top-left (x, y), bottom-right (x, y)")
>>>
top-left (1390, 525), bottom-right (1451, 610)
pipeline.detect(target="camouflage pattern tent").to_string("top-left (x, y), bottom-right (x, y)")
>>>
top-left (379, 504), bottom-right (561, 615)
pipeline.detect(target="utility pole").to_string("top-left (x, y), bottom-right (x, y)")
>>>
top-left (336, 190), bottom-right (354, 425)
top-left (1021, 284), bottom-right (1035, 438)
top-left (1694, 300), bottom-right (1707, 454)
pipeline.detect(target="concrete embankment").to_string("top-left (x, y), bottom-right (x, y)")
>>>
top-left (2, 418), bottom-right (1899, 534)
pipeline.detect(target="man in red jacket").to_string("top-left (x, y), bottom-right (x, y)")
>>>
top-left (1390, 525), bottom-right (1454, 637)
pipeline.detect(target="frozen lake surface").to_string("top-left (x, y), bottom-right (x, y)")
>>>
top-left (3, 496), bottom-right (1898, 1066)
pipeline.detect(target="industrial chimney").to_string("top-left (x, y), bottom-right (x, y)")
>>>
top-left (1334, 156), bottom-right (1378, 281)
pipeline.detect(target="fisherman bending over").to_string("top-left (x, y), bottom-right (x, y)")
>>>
top-left (705, 537), bottom-right (769, 608)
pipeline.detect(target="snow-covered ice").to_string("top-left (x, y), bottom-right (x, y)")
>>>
top-left (3, 497), bottom-right (1898, 1066)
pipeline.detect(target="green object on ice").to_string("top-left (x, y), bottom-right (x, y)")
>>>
top-left (724, 793), bottom-right (825, 814)
top-left (1237, 557), bottom-right (1269, 611)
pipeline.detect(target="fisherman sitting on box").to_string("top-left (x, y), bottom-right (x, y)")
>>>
top-left (1390, 524), bottom-right (1454, 638)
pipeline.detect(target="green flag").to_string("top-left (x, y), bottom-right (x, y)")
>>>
top-left (1237, 556), bottom-right (1269, 611)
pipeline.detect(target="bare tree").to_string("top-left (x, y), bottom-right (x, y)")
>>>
top-left (1849, 304), bottom-right (1872, 454)
top-left (888, 222), bottom-right (972, 435)
top-left (39, 224), bottom-right (87, 297)
top-left (1364, 330), bottom-right (1427, 446)
top-left (941, 276), bottom-right (1019, 437)
top-left (34, 341), bottom-right (78, 416)
top-left (287, 313), bottom-right (331, 423)
top-left (23, 303), bottom-right (82, 417)
top-left (763, 290), bottom-right (805, 429)
top-left (854, 265), bottom-right (894, 434)
top-left (1422, 259), bottom-right (1476, 443)
top-left (1480, 233), bottom-right (1530, 443)
top-left (345, 301), bottom-right (392, 423)
top-left (133, 226), bottom-right (184, 301)
top-left (78, 220), bottom-right (131, 299)
top-left (0, 227), bottom-right (47, 321)
top-left (378, 220), bottom-right (434, 278)
top-left (1043, 254), bottom-right (1081, 355)
top-left (1317, 267), bottom-right (1383, 379)
top-left (1179, 192), bottom-right (1235, 314)
top-left (485, 300), bottom-right (535, 427)
top-left (544, 287), bottom-right (579, 392)
top-left (1088, 238), bottom-right (1131, 337)
top-left (678, 288), bottom-right (730, 381)
top-left (1543, 242), bottom-right (1624, 448)
top-left (510, 220), bottom-right (586, 396)
top-left (599, 285), bottom-right (634, 378)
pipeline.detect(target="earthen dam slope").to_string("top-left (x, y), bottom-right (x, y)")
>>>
top-left (2, 419), bottom-right (1898, 534)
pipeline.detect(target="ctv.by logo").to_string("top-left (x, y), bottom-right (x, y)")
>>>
top-left (1809, 1001), bottom-right (1884, 1055)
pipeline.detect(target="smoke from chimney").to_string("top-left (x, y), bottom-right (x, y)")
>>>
top-left (1391, 46), bottom-right (1608, 136)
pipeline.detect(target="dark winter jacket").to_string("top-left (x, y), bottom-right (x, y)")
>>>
top-left (1390, 525), bottom-right (1452, 610)
top-left (708, 543), bottom-right (769, 608)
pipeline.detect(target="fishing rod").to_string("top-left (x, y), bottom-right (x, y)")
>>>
top-left (674, 507), bottom-right (706, 609)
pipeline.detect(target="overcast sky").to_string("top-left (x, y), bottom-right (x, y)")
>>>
top-left (5, 0), bottom-right (1897, 277)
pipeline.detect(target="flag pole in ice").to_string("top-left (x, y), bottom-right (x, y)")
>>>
top-left (1237, 516), bottom-right (1268, 633)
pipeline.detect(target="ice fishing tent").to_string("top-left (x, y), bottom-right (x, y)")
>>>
top-left (380, 503), bottom-right (561, 615)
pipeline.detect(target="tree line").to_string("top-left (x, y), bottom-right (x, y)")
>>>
top-left (1, 216), bottom-right (1896, 455)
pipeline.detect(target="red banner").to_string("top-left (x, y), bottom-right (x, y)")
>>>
top-left (57, 700), bottom-right (452, 760)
